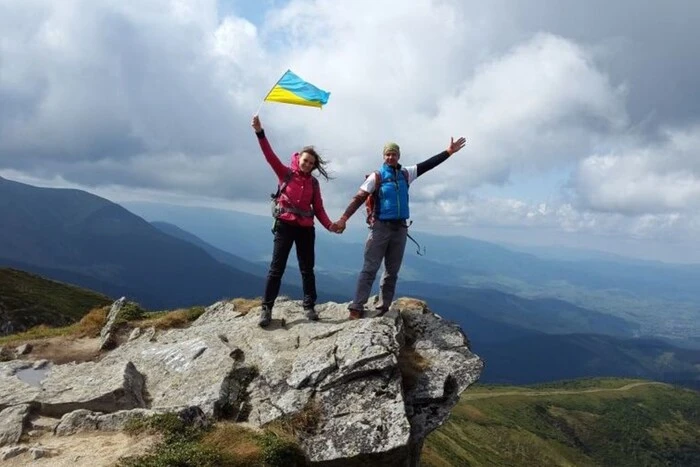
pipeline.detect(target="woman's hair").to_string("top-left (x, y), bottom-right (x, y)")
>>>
top-left (300, 146), bottom-right (332, 181)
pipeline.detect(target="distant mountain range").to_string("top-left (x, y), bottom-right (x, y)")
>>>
top-left (124, 200), bottom-right (700, 345)
top-left (2, 175), bottom-right (698, 386)
top-left (479, 333), bottom-right (700, 385)
top-left (125, 200), bottom-right (700, 300)
top-left (151, 221), bottom-right (351, 296)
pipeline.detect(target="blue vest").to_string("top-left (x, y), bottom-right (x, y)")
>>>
top-left (377, 164), bottom-right (410, 220)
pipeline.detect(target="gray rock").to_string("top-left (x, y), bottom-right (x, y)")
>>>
top-left (128, 327), bottom-right (142, 341)
top-left (32, 360), bottom-right (50, 370)
top-left (29, 445), bottom-right (57, 459)
top-left (100, 296), bottom-right (126, 350)
top-left (37, 360), bottom-right (146, 417)
top-left (192, 301), bottom-right (242, 327)
top-left (0, 361), bottom-right (42, 406)
top-left (0, 404), bottom-right (31, 446)
top-left (54, 408), bottom-right (155, 436)
top-left (0, 360), bottom-right (146, 417)
top-left (400, 306), bottom-right (483, 449)
top-left (15, 343), bottom-right (32, 355)
top-left (99, 334), bottom-right (238, 416)
top-left (0, 445), bottom-right (27, 460)
top-left (304, 374), bottom-right (411, 462)
top-left (53, 409), bottom-right (98, 435)
top-left (27, 415), bottom-right (59, 436)
top-left (55, 406), bottom-right (207, 436)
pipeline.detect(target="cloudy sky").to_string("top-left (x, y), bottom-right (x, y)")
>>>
top-left (1, 0), bottom-right (699, 262)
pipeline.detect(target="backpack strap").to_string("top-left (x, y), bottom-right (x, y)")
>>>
top-left (372, 171), bottom-right (381, 192)
top-left (364, 171), bottom-right (381, 226)
top-left (373, 171), bottom-right (381, 215)
top-left (272, 170), bottom-right (294, 199)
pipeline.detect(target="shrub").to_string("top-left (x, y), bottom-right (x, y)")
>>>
top-left (117, 302), bottom-right (146, 323)
top-left (118, 440), bottom-right (226, 467)
top-left (200, 423), bottom-right (263, 466)
top-left (265, 401), bottom-right (322, 439)
top-left (122, 413), bottom-right (307, 467)
top-left (258, 432), bottom-right (307, 467)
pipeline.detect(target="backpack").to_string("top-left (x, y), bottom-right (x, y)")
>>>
top-left (364, 169), bottom-right (425, 255)
top-left (270, 170), bottom-right (293, 219)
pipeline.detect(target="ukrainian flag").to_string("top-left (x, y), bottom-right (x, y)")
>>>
top-left (264, 70), bottom-right (330, 109)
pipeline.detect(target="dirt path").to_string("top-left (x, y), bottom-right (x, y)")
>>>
top-left (462, 381), bottom-right (670, 400)
top-left (0, 432), bottom-right (158, 466)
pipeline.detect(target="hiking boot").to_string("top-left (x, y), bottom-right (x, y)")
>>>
top-left (348, 309), bottom-right (364, 320)
top-left (304, 307), bottom-right (319, 321)
top-left (258, 306), bottom-right (272, 328)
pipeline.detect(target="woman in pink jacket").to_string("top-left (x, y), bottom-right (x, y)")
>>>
top-left (252, 115), bottom-right (338, 327)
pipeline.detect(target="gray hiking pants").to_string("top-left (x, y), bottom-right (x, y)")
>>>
top-left (349, 220), bottom-right (408, 311)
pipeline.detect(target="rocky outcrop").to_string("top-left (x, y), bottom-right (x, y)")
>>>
top-left (0, 297), bottom-right (482, 465)
top-left (99, 296), bottom-right (126, 350)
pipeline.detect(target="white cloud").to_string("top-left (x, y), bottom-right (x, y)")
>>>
top-left (1, 0), bottom-right (700, 260)
top-left (572, 125), bottom-right (700, 215)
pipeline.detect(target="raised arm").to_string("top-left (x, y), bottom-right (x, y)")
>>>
top-left (252, 115), bottom-right (288, 179)
top-left (415, 136), bottom-right (467, 177)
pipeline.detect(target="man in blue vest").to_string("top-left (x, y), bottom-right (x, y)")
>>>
top-left (335, 136), bottom-right (467, 319)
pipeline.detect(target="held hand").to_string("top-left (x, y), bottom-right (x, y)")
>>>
top-left (447, 136), bottom-right (467, 155)
top-left (330, 222), bottom-right (344, 234)
top-left (335, 218), bottom-right (347, 234)
top-left (252, 115), bottom-right (263, 133)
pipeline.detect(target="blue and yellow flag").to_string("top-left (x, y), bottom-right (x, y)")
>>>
top-left (264, 70), bottom-right (330, 109)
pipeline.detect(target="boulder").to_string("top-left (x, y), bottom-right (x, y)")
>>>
top-left (99, 296), bottom-right (126, 350)
top-left (0, 404), bottom-right (31, 446)
top-left (15, 343), bottom-right (32, 356)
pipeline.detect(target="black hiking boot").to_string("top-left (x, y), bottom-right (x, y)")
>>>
top-left (304, 306), bottom-right (319, 321)
top-left (258, 306), bottom-right (272, 328)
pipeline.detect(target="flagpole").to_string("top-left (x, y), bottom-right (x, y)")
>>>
top-left (254, 99), bottom-right (265, 116)
top-left (255, 69), bottom-right (289, 116)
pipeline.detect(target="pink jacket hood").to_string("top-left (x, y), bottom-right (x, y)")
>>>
top-left (290, 152), bottom-right (302, 173)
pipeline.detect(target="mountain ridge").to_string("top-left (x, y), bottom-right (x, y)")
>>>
top-left (0, 177), bottom-right (281, 309)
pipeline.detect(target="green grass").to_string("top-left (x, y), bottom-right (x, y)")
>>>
top-left (0, 268), bottom-right (112, 335)
top-left (523, 377), bottom-right (645, 390)
top-left (423, 378), bottom-right (700, 467)
top-left (120, 413), bottom-right (306, 467)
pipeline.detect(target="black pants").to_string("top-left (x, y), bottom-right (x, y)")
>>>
top-left (263, 220), bottom-right (316, 310)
